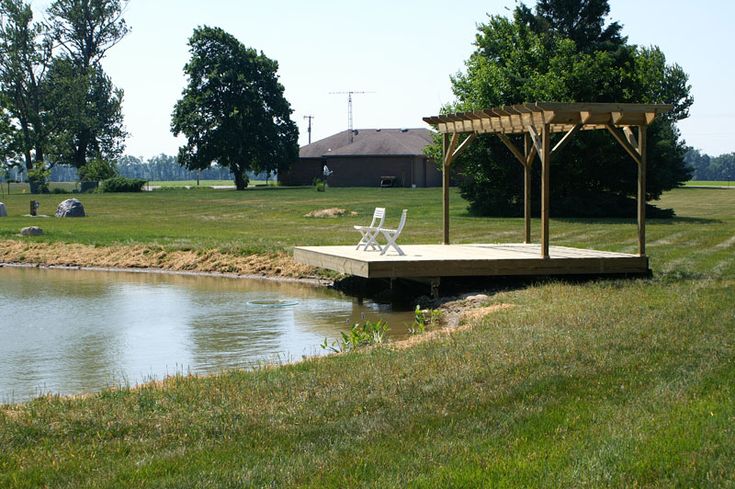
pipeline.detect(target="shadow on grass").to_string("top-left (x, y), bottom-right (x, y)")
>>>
top-left (555, 216), bottom-right (722, 225)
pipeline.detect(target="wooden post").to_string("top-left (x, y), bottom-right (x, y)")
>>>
top-left (523, 134), bottom-right (531, 244)
top-left (638, 126), bottom-right (647, 256)
top-left (442, 133), bottom-right (450, 245)
top-left (541, 124), bottom-right (550, 259)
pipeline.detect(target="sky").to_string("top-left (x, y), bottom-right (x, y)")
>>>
top-left (29, 0), bottom-right (735, 158)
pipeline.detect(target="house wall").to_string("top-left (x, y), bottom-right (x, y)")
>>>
top-left (279, 156), bottom-right (441, 187)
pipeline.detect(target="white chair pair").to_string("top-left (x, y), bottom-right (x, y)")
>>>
top-left (354, 208), bottom-right (408, 256)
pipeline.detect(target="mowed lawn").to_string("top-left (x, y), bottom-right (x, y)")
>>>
top-left (1, 186), bottom-right (729, 259)
top-left (1, 187), bottom-right (734, 487)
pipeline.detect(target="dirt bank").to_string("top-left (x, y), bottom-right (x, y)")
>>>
top-left (0, 239), bottom-right (318, 279)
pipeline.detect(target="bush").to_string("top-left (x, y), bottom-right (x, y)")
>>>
top-left (79, 158), bottom-right (118, 182)
top-left (100, 177), bottom-right (147, 193)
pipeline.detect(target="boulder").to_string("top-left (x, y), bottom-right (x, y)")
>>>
top-left (0, 202), bottom-right (6, 217)
top-left (55, 198), bottom-right (85, 218)
top-left (20, 226), bottom-right (43, 236)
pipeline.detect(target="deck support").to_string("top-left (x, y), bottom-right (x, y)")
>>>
top-left (442, 132), bottom-right (475, 245)
top-left (540, 123), bottom-right (550, 259)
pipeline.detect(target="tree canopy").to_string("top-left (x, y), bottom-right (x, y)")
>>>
top-left (447, 0), bottom-right (693, 217)
top-left (0, 0), bottom-right (128, 176)
top-left (171, 26), bottom-right (299, 190)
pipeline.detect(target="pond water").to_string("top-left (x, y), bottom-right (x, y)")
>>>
top-left (0, 267), bottom-right (413, 403)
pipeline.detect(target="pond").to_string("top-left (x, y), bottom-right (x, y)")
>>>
top-left (0, 267), bottom-right (413, 403)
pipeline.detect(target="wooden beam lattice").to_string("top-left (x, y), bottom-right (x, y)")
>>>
top-left (425, 102), bottom-right (669, 257)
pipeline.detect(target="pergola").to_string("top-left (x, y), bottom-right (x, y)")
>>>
top-left (423, 102), bottom-right (672, 259)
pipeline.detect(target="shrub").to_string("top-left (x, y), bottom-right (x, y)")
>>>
top-left (321, 320), bottom-right (389, 353)
top-left (28, 162), bottom-right (50, 194)
top-left (79, 158), bottom-right (118, 182)
top-left (100, 177), bottom-right (147, 193)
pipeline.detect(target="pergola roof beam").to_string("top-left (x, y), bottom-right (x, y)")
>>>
top-left (424, 102), bottom-right (672, 136)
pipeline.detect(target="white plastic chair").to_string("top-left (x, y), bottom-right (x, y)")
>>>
top-left (379, 209), bottom-right (408, 256)
top-left (354, 207), bottom-right (385, 251)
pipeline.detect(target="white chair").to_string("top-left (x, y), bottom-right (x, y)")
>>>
top-left (354, 207), bottom-right (385, 251)
top-left (379, 209), bottom-right (407, 256)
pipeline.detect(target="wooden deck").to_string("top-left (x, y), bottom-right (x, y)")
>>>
top-left (293, 243), bottom-right (649, 279)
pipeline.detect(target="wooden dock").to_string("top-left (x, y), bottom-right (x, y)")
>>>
top-left (293, 243), bottom-right (649, 279)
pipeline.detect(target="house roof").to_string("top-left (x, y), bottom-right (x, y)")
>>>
top-left (300, 128), bottom-right (433, 158)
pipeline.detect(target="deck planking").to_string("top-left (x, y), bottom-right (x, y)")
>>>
top-left (293, 243), bottom-right (649, 279)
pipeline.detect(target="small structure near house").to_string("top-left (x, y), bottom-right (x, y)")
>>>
top-left (56, 198), bottom-right (86, 218)
top-left (279, 128), bottom-right (441, 187)
top-left (0, 202), bottom-right (6, 217)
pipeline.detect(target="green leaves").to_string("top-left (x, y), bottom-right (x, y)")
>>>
top-left (451, 0), bottom-right (693, 217)
top-left (171, 26), bottom-right (299, 191)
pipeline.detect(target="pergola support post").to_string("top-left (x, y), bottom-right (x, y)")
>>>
top-left (523, 134), bottom-right (532, 244)
top-left (442, 133), bottom-right (450, 245)
top-left (541, 124), bottom-right (550, 259)
top-left (638, 126), bottom-right (647, 257)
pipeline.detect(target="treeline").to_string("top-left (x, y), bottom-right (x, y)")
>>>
top-left (685, 149), bottom-right (735, 181)
top-left (44, 154), bottom-right (273, 182)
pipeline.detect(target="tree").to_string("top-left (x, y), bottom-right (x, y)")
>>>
top-left (0, 0), bottom-right (51, 170)
top-left (171, 26), bottom-right (299, 190)
top-left (45, 57), bottom-right (126, 168)
top-left (448, 0), bottom-right (693, 217)
top-left (0, 95), bottom-right (20, 175)
top-left (44, 0), bottom-right (128, 168)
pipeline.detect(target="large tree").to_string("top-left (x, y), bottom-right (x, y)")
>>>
top-left (44, 0), bottom-right (128, 168)
top-left (448, 0), bottom-right (692, 217)
top-left (0, 0), bottom-right (51, 170)
top-left (171, 26), bottom-right (299, 190)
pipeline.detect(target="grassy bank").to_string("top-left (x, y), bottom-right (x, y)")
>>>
top-left (1, 187), bottom-right (734, 486)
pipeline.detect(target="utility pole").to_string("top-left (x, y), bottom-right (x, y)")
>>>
top-left (329, 90), bottom-right (373, 143)
top-left (303, 115), bottom-right (315, 144)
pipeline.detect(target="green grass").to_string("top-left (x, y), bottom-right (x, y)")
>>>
top-left (1, 187), bottom-right (735, 487)
top-left (684, 180), bottom-right (735, 187)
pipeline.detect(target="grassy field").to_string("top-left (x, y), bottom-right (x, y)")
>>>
top-left (1, 187), bottom-right (734, 487)
top-left (684, 180), bottom-right (734, 187)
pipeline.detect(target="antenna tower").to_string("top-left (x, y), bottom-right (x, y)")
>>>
top-left (329, 90), bottom-right (373, 142)
top-left (303, 115), bottom-right (315, 144)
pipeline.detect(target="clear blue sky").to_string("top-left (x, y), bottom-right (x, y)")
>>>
top-left (30, 0), bottom-right (735, 158)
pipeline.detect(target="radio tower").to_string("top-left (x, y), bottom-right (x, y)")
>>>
top-left (303, 115), bottom-right (315, 144)
top-left (329, 90), bottom-right (373, 143)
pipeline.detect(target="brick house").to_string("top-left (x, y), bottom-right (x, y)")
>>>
top-left (279, 128), bottom-right (441, 187)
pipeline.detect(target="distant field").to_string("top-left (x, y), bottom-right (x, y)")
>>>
top-left (0, 180), bottom-right (271, 194)
top-left (685, 180), bottom-right (734, 187)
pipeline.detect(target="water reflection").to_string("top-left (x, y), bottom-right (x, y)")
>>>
top-left (0, 267), bottom-right (412, 403)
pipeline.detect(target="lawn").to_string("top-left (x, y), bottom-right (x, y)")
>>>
top-left (684, 180), bottom-right (734, 187)
top-left (1, 187), bottom-right (734, 487)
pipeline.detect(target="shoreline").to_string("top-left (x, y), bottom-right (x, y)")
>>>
top-left (0, 261), bottom-right (332, 287)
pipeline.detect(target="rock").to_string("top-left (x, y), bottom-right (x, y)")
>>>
top-left (464, 293), bottom-right (490, 302)
top-left (0, 202), bottom-right (6, 217)
top-left (55, 198), bottom-right (85, 218)
top-left (20, 226), bottom-right (43, 236)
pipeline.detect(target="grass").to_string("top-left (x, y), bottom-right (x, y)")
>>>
top-left (684, 180), bottom-right (734, 187)
top-left (1, 186), bottom-right (734, 487)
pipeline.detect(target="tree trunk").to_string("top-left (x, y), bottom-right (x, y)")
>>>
top-left (234, 171), bottom-right (247, 191)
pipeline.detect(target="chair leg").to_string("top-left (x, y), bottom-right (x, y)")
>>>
top-left (380, 232), bottom-right (405, 256)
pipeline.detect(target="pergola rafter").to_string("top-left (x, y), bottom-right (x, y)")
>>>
top-left (423, 102), bottom-right (672, 259)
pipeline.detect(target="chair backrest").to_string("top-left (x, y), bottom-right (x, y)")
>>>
top-left (369, 207), bottom-right (386, 228)
top-left (395, 209), bottom-right (408, 233)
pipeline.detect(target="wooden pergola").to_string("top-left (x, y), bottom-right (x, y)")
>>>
top-left (423, 102), bottom-right (672, 259)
